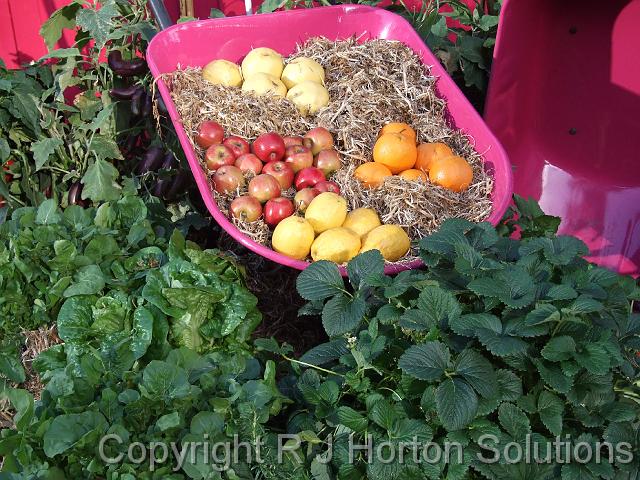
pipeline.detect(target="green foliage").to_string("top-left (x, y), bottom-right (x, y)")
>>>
top-left (397, 0), bottom-right (501, 95)
top-left (284, 196), bottom-right (640, 478)
top-left (0, 0), bottom-right (182, 211)
top-left (0, 186), bottom-right (259, 385)
top-left (0, 58), bottom-right (135, 208)
top-left (1, 196), bottom-right (639, 478)
top-left (0, 346), bottom-right (291, 478)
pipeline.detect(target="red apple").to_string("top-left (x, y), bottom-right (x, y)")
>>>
top-left (313, 149), bottom-right (341, 176)
top-left (295, 167), bottom-right (325, 190)
top-left (293, 187), bottom-right (320, 212)
top-left (283, 145), bottom-right (314, 173)
top-left (196, 121), bottom-right (224, 148)
top-left (248, 174), bottom-right (281, 203)
top-left (264, 197), bottom-right (295, 228)
top-left (252, 132), bottom-right (286, 163)
top-left (235, 153), bottom-right (263, 175)
top-left (230, 195), bottom-right (262, 222)
top-left (262, 161), bottom-right (294, 190)
top-left (283, 135), bottom-right (304, 147)
top-left (213, 165), bottom-right (245, 194)
top-left (303, 127), bottom-right (333, 155)
top-left (223, 135), bottom-right (250, 158)
top-left (315, 180), bottom-right (341, 195)
top-left (205, 144), bottom-right (236, 171)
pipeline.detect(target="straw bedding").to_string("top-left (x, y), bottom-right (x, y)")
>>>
top-left (166, 37), bottom-right (494, 260)
top-left (0, 326), bottom-right (61, 430)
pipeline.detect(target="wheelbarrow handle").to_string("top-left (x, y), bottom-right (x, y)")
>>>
top-left (148, 0), bottom-right (173, 30)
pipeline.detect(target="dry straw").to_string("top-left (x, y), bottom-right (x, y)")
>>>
top-left (0, 326), bottom-right (61, 430)
top-left (167, 37), bottom-right (494, 259)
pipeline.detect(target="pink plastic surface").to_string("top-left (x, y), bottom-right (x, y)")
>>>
top-left (485, 0), bottom-right (640, 277)
top-left (147, 5), bottom-right (513, 273)
top-left (0, 0), bottom-right (223, 69)
top-left (0, 0), bottom-right (477, 68)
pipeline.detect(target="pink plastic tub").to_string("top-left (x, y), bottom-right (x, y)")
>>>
top-left (147, 5), bottom-right (513, 273)
top-left (485, 0), bottom-right (640, 277)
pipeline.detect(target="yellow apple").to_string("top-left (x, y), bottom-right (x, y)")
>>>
top-left (281, 57), bottom-right (325, 89)
top-left (286, 81), bottom-right (330, 115)
top-left (202, 59), bottom-right (243, 87)
top-left (241, 73), bottom-right (287, 97)
top-left (241, 47), bottom-right (284, 79)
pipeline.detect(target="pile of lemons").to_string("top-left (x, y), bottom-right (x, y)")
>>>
top-left (272, 192), bottom-right (410, 264)
top-left (202, 47), bottom-right (329, 116)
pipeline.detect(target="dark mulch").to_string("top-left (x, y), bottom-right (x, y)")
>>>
top-left (188, 219), bottom-right (327, 357)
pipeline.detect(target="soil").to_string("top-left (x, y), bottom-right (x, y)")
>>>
top-left (188, 218), bottom-right (328, 357)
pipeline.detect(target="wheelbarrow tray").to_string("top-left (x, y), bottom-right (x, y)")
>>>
top-left (485, 0), bottom-right (640, 276)
top-left (147, 5), bottom-right (512, 273)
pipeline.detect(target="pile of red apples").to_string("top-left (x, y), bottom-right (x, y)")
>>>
top-left (196, 121), bottom-right (342, 228)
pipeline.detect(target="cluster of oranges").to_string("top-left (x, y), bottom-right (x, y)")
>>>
top-left (354, 123), bottom-right (474, 193)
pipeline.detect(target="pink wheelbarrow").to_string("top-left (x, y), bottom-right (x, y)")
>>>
top-left (485, 0), bottom-right (640, 276)
top-left (147, 5), bottom-right (513, 273)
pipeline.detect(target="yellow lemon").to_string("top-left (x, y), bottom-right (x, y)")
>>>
top-left (272, 216), bottom-right (315, 260)
top-left (311, 227), bottom-right (361, 264)
top-left (305, 192), bottom-right (347, 234)
top-left (342, 208), bottom-right (382, 239)
top-left (360, 225), bottom-right (411, 262)
top-left (202, 59), bottom-right (243, 87)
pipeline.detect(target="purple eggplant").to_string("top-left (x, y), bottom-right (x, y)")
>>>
top-left (164, 171), bottom-right (191, 202)
top-left (135, 147), bottom-right (165, 174)
top-left (153, 177), bottom-right (171, 198)
top-left (109, 85), bottom-right (139, 100)
top-left (131, 88), bottom-right (145, 116)
top-left (142, 92), bottom-right (153, 117)
top-left (68, 181), bottom-right (88, 207)
top-left (160, 152), bottom-right (177, 170)
top-left (152, 153), bottom-right (179, 198)
top-left (157, 96), bottom-right (169, 116)
top-left (108, 51), bottom-right (148, 77)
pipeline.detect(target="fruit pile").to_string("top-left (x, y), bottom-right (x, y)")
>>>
top-left (196, 121), bottom-right (411, 264)
top-left (202, 47), bottom-right (329, 115)
top-left (355, 123), bottom-right (474, 192)
top-left (273, 195), bottom-right (410, 263)
top-left (171, 38), bottom-right (494, 266)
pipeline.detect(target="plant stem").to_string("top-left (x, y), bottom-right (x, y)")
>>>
top-left (283, 356), bottom-right (345, 377)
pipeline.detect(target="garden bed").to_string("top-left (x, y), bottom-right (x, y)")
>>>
top-left (1, 0), bottom-right (639, 478)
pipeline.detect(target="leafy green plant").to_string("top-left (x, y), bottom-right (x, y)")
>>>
top-left (0, 190), bottom-right (269, 478)
top-left (411, 0), bottom-right (501, 94)
top-left (0, 61), bottom-right (124, 207)
top-left (0, 183), bottom-right (258, 386)
top-left (0, 0), bottom-right (195, 212)
top-left (279, 196), bottom-right (640, 479)
top-left (2, 196), bottom-right (638, 479)
top-left (0, 345), bottom-right (290, 478)
top-left (0, 182), bottom-right (159, 342)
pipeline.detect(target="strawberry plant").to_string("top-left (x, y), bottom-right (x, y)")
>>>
top-left (280, 196), bottom-right (640, 478)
